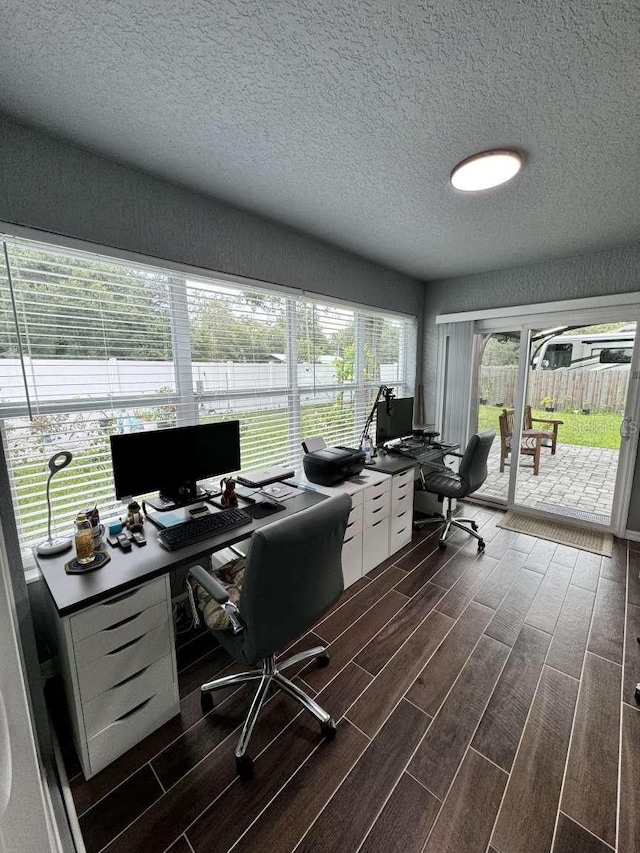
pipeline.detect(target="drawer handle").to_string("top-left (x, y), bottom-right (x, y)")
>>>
top-left (372, 507), bottom-right (383, 514)
top-left (372, 494), bottom-right (384, 501)
top-left (397, 511), bottom-right (407, 519)
top-left (104, 610), bottom-right (145, 632)
top-left (107, 633), bottom-right (145, 656)
top-left (347, 521), bottom-right (355, 528)
top-left (396, 527), bottom-right (407, 535)
top-left (344, 535), bottom-right (355, 544)
top-left (117, 696), bottom-right (153, 722)
top-left (111, 664), bottom-right (151, 691)
top-left (103, 589), bottom-right (140, 606)
top-left (397, 483), bottom-right (408, 491)
top-left (372, 519), bottom-right (384, 528)
top-left (397, 495), bottom-right (407, 502)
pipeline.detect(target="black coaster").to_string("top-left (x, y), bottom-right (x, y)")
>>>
top-left (64, 550), bottom-right (111, 574)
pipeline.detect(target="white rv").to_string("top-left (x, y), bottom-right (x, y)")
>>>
top-left (532, 329), bottom-right (635, 371)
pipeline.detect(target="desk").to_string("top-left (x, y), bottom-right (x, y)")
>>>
top-left (35, 489), bottom-right (326, 779)
top-left (366, 442), bottom-right (460, 518)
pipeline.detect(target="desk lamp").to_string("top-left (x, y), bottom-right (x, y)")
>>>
top-left (37, 450), bottom-right (73, 556)
top-left (359, 385), bottom-right (394, 449)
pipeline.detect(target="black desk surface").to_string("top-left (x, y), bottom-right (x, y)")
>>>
top-left (35, 490), bottom-right (327, 617)
top-left (365, 443), bottom-right (457, 475)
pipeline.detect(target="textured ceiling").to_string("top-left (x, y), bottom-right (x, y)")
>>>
top-left (1, 1), bottom-right (639, 280)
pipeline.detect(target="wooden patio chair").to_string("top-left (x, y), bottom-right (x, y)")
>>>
top-left (524, 405), bottom-right (563, 455)
top-left (499, 409), bottom-right (547, 476)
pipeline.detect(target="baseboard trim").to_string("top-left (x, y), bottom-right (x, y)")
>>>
top-left (625, 529), bottom-right (640, 542)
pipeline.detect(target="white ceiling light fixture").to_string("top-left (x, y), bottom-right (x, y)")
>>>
top-left (450, 149), bottom-right (523, 192)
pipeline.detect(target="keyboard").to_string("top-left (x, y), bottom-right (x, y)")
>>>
top-left (158, 507), bottom-right (253, 551)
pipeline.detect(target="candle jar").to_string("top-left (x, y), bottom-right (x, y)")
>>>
top-left (74, 513), bottom-right (95, 565)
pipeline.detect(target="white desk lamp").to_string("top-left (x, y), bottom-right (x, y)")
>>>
top-left (36, 451), bottom-right (73, 556)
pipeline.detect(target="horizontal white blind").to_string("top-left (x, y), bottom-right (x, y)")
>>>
top-left (0, 236), bottom-right (417, 556)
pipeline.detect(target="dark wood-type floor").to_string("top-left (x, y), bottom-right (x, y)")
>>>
top-left (55, 505), bottom-right (640, 853)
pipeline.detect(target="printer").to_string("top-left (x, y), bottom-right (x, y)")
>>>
top-left (302, 439), bottom-right (366, 487)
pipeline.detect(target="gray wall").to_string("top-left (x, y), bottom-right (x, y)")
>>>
top-left (0, 114), bottom-right (424, 318)
top-left (422, 241), bottom-right (640, 531)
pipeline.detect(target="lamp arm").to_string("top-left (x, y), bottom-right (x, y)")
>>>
top-left (359, 385), bottom-right (391, 449)
top-left (45, 471), bottom-right (54, 543)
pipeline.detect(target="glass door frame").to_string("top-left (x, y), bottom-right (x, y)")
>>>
top-left (472, 308), bottom-right (640, 536)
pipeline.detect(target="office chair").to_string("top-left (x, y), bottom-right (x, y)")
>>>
top-left (414, 430), bottom-right (496, 552)
top-left (186, 493), bottom-right (351, 777)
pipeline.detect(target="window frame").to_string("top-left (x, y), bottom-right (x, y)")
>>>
top-left (0, 227), bottom-right (417, 563)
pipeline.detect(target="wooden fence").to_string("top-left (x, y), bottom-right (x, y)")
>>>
top-left (479, 366), bottom-right (629, 412)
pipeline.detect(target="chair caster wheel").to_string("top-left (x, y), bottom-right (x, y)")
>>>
top-left (478, 540), bottom-right (485, 553)
top-left (321, 718), bottom-right (337, 741)
top-left (317, 652), bottom-right (330, 668)
top-left (200, 691), bottom-right (213, 712)
top-left (471, 522), bottom-right (479, 531)
top-left (438, 540), bottom-right (447, 550)
top-left (236, 754), bottom-right (254, 778)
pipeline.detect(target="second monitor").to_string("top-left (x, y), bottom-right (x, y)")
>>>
top-left (376, 397), bottom-right (414, 445)
top-left (110, 420), bottom-right (241, 507)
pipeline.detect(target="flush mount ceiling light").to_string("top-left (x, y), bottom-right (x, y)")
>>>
top-left (450, 149), bottom-right (523, 192)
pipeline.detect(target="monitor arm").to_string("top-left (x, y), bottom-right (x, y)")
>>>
top-left (359, 385), bottom-right (394, 449)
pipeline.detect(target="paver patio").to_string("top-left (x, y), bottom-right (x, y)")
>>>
top-left (477, 441), bottom-right (619, 522)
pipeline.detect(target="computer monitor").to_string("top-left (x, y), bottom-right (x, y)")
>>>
top-left (376, 397), bottom-right (414, 445)
top-left (110, 421), bottom-right (241, 502)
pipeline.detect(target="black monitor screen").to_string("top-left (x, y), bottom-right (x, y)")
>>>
top-left (110, 421), bottom-right (241, 499)
top-left (376, 397), bottom-right (414, 444)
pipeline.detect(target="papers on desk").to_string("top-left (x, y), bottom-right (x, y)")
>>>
top-left (260, 482), bottom-right (306, 501)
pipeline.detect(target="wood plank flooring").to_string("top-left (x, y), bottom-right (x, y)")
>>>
top-left (53, 506), bottom-right (640, 853)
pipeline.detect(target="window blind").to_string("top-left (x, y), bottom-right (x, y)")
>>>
top-left (0, 236), bottom-right (417, 557)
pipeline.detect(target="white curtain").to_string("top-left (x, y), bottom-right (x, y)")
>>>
top-left (435, 321), bottom-right (475, 449)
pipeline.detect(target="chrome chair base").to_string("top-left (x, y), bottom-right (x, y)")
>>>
top-left (200, 644), bottom-right (336, 775)
top-left (414, 499), bottom-right (485, 552)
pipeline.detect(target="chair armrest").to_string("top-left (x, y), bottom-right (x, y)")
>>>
top-left (190, 564), bottom-right (229, 602)
top-left (530, 417), bottom-right (564, 426)
top-left (445, 450), bottom-right (465, 459)
top-left (188, 565), bottom-right (245, 635)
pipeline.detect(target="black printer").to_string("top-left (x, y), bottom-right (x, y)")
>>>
top-left (303, 445), bottom-right (366, 487)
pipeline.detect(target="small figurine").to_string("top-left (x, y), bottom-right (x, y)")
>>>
top-left (220, 477), bottom-right (238, 508)
top-left (124, 499), bottom-right (144, 532)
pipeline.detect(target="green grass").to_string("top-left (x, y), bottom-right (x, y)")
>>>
top-left (477, 406), bottom-right (622, 450)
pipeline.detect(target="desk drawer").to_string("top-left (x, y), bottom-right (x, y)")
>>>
top-left (392, 489), bottom-right (413, 516)
top-left (347, 501), bottom-right (363, 526)
top-left (364, 495), bottom-right (390, 528)
top-left (363, 479), bottom-right (391, 503)
top-left (392, 475), bottom-right (414, 503)
top-left (77, 622), bottom-right (171, 704)
top-left (390, 510), bottom-right (413, 553)
top-left (74, 600), bottom-right (168, 668)
top-left (342, 532), bottom-right (363, 588)
top-left (70, 577), bottom-right (166, 642)
top-left (363, 518), bottom-right (389, 574)
top-left (88, 682), bottom-right (178, 776)
top-left (83, 653), bottom-right (175, 738)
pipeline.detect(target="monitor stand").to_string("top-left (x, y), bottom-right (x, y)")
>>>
top-left (145, 482), bottom-right (215, 512)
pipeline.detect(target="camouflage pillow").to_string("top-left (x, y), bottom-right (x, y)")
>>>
top-left (196, 556), bottom-right (246, 631)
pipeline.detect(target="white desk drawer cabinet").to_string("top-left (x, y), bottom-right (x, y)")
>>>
top-left (363, 516), bottom-right (390, 574)
top-left (342, 531), bottom-right (363, 588)
top-left (87, 683), bottom-right (177, 775)
top-left (47, 574), bottom-right (179, 779)
top-left (390, 470), bottom-right (414, 552)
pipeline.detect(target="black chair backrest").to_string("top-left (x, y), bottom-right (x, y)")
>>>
top-left (459, 429), bottom-right (496, 495)
top-left (239, 493), bottom-right (351, 662)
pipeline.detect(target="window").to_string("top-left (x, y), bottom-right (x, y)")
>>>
top-left (0, 236), bottom-right (416, 558)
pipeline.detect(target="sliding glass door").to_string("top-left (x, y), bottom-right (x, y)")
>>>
top-left (468, 313), bottom-right (640, 534)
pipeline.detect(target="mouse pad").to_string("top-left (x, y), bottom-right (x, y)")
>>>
top-left (246, 502), bottom-right (286, 519)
